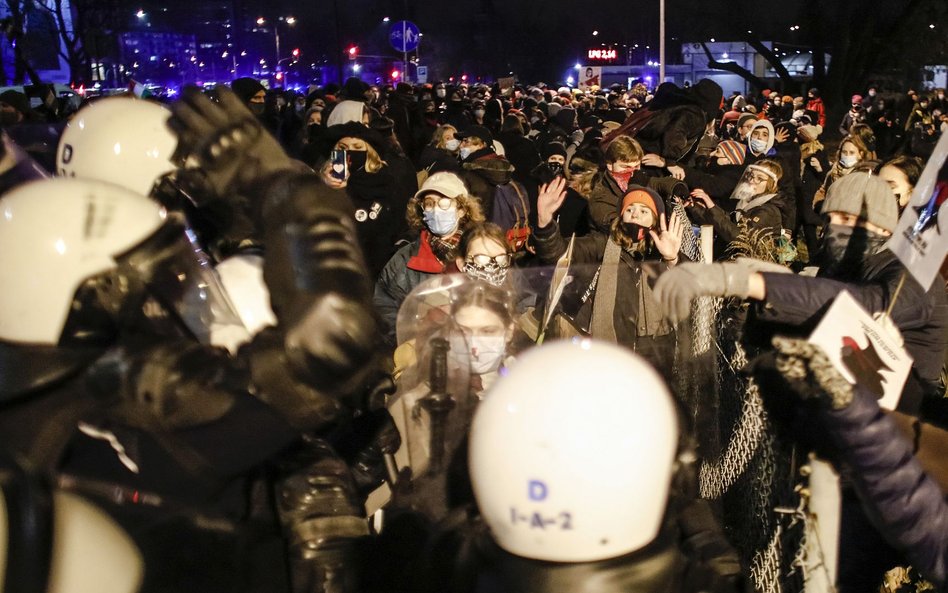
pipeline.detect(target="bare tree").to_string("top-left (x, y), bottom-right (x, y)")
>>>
top-left (1, 1), bottom-right (43, 84)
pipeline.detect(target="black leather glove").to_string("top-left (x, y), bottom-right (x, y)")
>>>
top-left (167, 86), bottom-right (296, 205)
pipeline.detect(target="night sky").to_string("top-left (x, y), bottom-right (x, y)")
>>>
top-left (251, 0), bottom-right (808, 81)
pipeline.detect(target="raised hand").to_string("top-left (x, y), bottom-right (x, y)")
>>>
top-left (650, 211), bottom-right (684, 264)
top-left (536, 175), bottom-right (568, 228)
top-left (690, 188), bottom-right (715, 209)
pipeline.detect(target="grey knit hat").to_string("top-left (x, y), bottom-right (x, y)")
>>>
top-left (822, 171), bottom-right (899, 233)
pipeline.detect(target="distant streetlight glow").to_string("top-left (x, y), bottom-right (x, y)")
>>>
top-left (285, 16), bottom-right (296, 25)
top-left (256, 17), bottom-right (265, 25)
top-left (135, 9), bottom-right (145, 18)
top-left (574, 63), bottom-right (581, 69)
top-left (382, 16), bottom-right (390, 22)
top-left (592, 30), bottom-right (599, 36)
top-left (566, 76), bottom-right (574, 85)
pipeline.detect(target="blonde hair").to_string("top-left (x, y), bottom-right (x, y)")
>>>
top-left (431, 124), bottom-right (458, 150)
top-left (748, 159), bottom-right (783, 194)
top-left (838, 132), bottom-right (875, 163)
top-left (405, 193), bottom-right (486, 233)
top-left (334, 137), bottom-right (387, 173)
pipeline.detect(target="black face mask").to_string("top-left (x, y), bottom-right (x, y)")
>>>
top-left (348, 150), bottom-right (368, 172)
top-left (547, 162), bottom-right (564, 177)
top-left (815, 223), bottom-right (888, 280)
top-left (249, 103), bottom-right (265, 117)
top-left (620, 221), bottom-right (647, 242)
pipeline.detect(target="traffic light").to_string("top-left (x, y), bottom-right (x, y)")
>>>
top-left (292, 48), bottom-right (300, 58)
top-left (347, 46), bottom-right (358, 60)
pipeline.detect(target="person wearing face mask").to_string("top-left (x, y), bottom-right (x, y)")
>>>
top-left (587, 135), bottom-right (648, 233)
top-left (879, 154), bottom-right (923, 213)
top-left (320, 122), bottom-right (411, 280)
top-left (839, 94), bottom-right (867, 136)
top-left (656, 171), bottom-right (948, 593)
top-left (686, 160), bottom-right (791, 260)
top-left (813, 133), bottom-right (873, 209)
top-left (905, 94), bottom-right (934, 133)
top-left (296, 105), bottom-right (325, 164)
top-left (374, 172), bottom-right (486, 349)
top-left (455, 222), bottom-right (514, 287)
top-left (745, 119), bottom-right (776, 161)
top-left (471, 100), bottom-right (487, 127)
top-left (528, 141), bottom-right (589, 237)
top-left (419, 124), bottom-right (463, 175)
top-left (536, 178), bottom-right (687, 375)
top-left (675, 139), bottom-right (747, 202)
top-left (656, 171), bottom-right (947, 402)
top-left (414, 99), bottom-right (441, 151)
top-left (456, 125), bottom-right (519, 223)
top-left (443, 89), bottom-right (472, 133)
top-left (229, 77), bottom-right (272, 127)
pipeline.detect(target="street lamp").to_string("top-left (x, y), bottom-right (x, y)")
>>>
top-left (257, 16), bottom-right (297, 69)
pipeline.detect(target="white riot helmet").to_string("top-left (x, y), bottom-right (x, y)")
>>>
top-left (0, 461), bottom-right (143, 593)
top-left (468, 340), bottom-right (680, 562)
top-left (57, 97), bottom-right (177, 197)
top-left (0, 178), bottom-right (247, 351)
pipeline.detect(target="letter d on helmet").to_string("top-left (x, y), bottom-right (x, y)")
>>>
top-left (57, 97), bottom-right (177, 197)
top-left (469, 340), bottom-right (679, 562)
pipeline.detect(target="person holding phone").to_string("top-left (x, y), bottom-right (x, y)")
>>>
top-left (319, 121), bottom-right (412, 280)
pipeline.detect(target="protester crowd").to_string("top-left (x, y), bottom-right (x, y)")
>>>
top-left (0, 73), bottom-right (945, 593)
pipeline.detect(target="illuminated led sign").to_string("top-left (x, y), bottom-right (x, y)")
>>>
top-left (587, 48), bottom-right (617, 61)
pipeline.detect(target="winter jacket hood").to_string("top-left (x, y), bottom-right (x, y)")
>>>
top-left (462, 154), bottom-right (515, 186)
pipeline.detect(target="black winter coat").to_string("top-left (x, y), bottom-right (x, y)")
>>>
top-left (756, 250), bottom-right (948, 398)
top-left (819, 385), bottom-right (948, 588)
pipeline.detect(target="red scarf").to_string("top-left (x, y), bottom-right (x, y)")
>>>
top-left (610, 170), bottom-right (634, 192)
top-left (406, 230), bottom-right (460, 273)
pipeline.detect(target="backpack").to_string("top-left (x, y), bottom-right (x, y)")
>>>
top-left (490, 181), bottom-right (531, 253)
top-left (599, 107), bottom-right (660, 150)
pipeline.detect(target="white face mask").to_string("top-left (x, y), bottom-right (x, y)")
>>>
top-left (459, 146), bottom-right (474, 160)
top-left (749, 138), bottom-right (768, 155)
top-left (436, 89), bottom-right (447, 98)
top-left (839, 154), bottom-right (858, 169)
top-left (466, 335), bottom-right (507, 375)
top-left (423, 206), bottom-right (460, 236)
top-left (474, 109), bottom-right (486, 118)
top-left (444, 138), bottom-right (460, 152)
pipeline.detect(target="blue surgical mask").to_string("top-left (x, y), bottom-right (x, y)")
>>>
top-left (444, 138), bottom-right (460, 152)
top-left (459, 146), bottom-right (474, 160)
top-left (749, 138), bottom-right (768, 155)
top-left (424, 207), bottom-right (459, 236)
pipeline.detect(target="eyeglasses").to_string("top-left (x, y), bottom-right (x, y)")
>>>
top-left (747, 173), bottom-right (770, 185)
top-left (420, 196), bottom-right (456, 211)
top-left (466, 253), bottom-right (512, 267)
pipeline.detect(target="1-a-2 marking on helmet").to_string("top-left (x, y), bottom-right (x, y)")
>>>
top-left (509, 508), bottom-right (574, 530)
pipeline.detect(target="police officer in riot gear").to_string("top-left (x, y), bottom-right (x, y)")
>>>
top-left (0, 86), bottom-right (383, 593)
